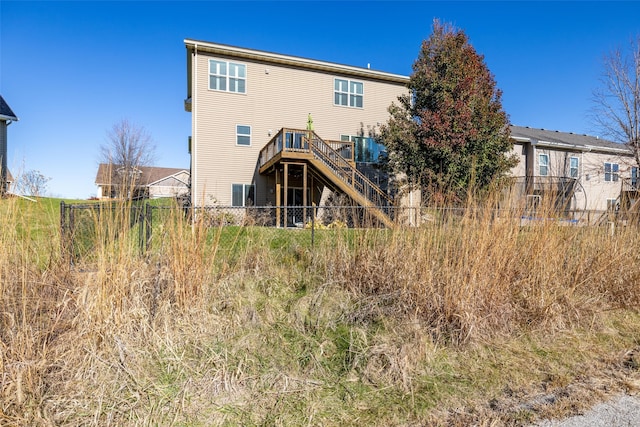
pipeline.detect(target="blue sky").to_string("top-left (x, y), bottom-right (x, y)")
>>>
top-left (1, 1), bottom-right (639, 198)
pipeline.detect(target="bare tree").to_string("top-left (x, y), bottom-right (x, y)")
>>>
top-left (592, 36), bottom-right (640, 167)
top-left (100, 119), bottom-right (156, 199)
top-left (15, 169), bottom-right (50, 197)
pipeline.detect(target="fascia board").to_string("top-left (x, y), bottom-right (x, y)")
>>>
top-left (184, 39), bottom-right (409, 85)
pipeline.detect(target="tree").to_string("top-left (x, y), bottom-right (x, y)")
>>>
top-left (592, 36), bottom-right (640, 168)
top-left (15, 169), bottom-right (50, 197)
top-left (100, 119), bottom-right (156, 199)
top-left (381, 20), bottom-right (516, 203)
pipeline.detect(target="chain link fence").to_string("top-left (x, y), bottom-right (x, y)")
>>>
top-left (60, 201), bottom-right (640, 264)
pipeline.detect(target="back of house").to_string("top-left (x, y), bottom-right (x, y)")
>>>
top-left (184, 39), bottom-right (409, 210)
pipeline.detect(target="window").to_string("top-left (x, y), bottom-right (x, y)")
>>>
top-left (209, 60), bottom-right (246, 93)
top-left (334, 78), bottom-right (363, 108)
top-left (569, 156), bottom-right (579, 178)
top-left (232, 184), bottom-right (255, 207)
top-left (604, 162), bottom-right (619, 182)
top-left (607, 198), bottom-right (618, 212)
top-left (341, 134), bottom-right (385, 163)
top-left (539, 154), bottom-right (549, 176)
top-left (632, 166), bottom-right (638, 189)
top-left (236, 125), bottom-right (251, 146)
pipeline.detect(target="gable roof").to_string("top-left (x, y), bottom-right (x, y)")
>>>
top-left (510, 125), bottom-right (632, 155)
top-left (95, 164), bottom-right (189, 186)
top-left (0, 95), bottom-right (18, 121)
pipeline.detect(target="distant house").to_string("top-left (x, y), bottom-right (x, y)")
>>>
top-left (95, 164), bottom-right (190, 200)
top-left (0, 95), bottom-right (19, 195)
top-left (508, 126), bottom-right (638, 216)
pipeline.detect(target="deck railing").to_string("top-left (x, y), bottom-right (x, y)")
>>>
top-left (259, 128), bottom-right (393, 209)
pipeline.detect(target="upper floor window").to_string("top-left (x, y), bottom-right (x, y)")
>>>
top-left (632, 166), bottom-right (638, 189)
top-left (604, 162), bottom-right (619, 182)
top-left (569, 156), bottom-right (579, 178)
top-left (209, 60), bottom-right (246, 93)
top-left (236, 125), bottom-right (251, 146)
top-left (539, 153), bottom-right (549, 176)
top-left (334, 78), bottom-right (363, 108)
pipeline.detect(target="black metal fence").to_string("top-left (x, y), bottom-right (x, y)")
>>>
top-left (60, 201), bottom-right (152, 262)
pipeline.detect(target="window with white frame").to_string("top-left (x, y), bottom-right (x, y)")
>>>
top-left (236, 125), bottom-right (251, 146)
top-left (632, 166), bottom-right (638, 189)
top-left (539, 153), bottom-right (549, 176)
top-left (569, 156), bottom-right (579, 178)
top-left (607, 198), bottom-right (618, 211)
top-left (334, 78), bottom-right (363, 108)
top-left (209, 59), bottom-right (246, 93)
top-left (604, 162), bottom-right (619, 182)
top-left (232, 183), bottom-right (255, 207)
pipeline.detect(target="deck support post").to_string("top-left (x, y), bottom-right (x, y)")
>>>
top-left (276, 169), bottom-right (281, 227)
top-left (303, 163), bottom-right (308, 225)
top-left (284, 163), bottom-right (288, 228)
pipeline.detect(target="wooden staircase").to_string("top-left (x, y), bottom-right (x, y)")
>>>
top-left (259, 128), bottom-right (394, 227)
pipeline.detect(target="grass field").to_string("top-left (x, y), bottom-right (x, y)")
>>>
top-left (1, 196), bottom-right (640, 426)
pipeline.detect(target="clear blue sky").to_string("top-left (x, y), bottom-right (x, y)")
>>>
top-left (1, 1), bottom-right (639, 198)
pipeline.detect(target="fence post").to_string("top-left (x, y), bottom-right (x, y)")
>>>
top-left (311, 205), bottom-right (315, 247)
top-left (60, 201), bottom-right (67, 262)
top-left (68, 205), bottom-right (75, 265)
top-left (145, 203), bottom-right (152, 252)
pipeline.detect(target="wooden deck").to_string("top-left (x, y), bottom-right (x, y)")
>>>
top-left (258, 128), bottom-right (394, 227)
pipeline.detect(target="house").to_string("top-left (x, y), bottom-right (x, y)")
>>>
top-left (0, 95), bottom-right (19, 196)
top-left (95, 164), bottom-right (190, 200)
top-left (508, 125), bottom-right (638, 217)
top-left (184, 39), bottom-right (410, 226)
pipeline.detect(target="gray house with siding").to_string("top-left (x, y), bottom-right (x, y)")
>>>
top-left (0, 95), bottom-right (19, 196)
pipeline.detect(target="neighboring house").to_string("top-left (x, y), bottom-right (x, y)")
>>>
top-left (0, 95), bottom-right (19, 195)
top-left (508, 125), bottom-right (638, 216)
top-left (184, 39), bottom-right (409, 226)
top-left (95, 164), bottom-right (190, 200)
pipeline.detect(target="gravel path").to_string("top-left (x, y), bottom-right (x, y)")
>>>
top-left (534, 395), bottom-right (640, 426)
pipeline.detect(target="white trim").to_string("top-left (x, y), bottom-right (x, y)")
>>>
top-left (569, 156), bottom-right (579, 178)
top-left (236, 124), bottom-right (251, 146)
top-left (193, 44), bottom-right (198, 206)
top-left (333, 77), bottom-right (364, 108)
top-left (539, 153), bottom-right (549, 176)
top-left (208, 59), bottom-right (247, 94)
top-left (185, 38), bottom-right (408, 84)
top-left (146, 170), bottom-right (190, 187)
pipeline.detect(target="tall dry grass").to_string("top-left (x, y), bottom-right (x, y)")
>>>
top-left (1, 195), bottom-right (640, 425)
top-left (332, 197), bottom-right (640, 345)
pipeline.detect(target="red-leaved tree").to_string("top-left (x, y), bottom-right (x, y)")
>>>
top-left (381, 20), bottom-right (516, 203)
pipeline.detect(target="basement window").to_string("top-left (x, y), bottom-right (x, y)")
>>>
top-left (232, 183), bottom-right (255, 207)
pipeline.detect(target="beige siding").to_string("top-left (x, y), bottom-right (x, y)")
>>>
top-left (190, 50), bottom-right (407, 206)
top-left (526, 145), bottom-right (635, 212)
top-left (580, 150), bottom-right (635, 211)
top-left (509, 143), bottom-right (527, 177)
